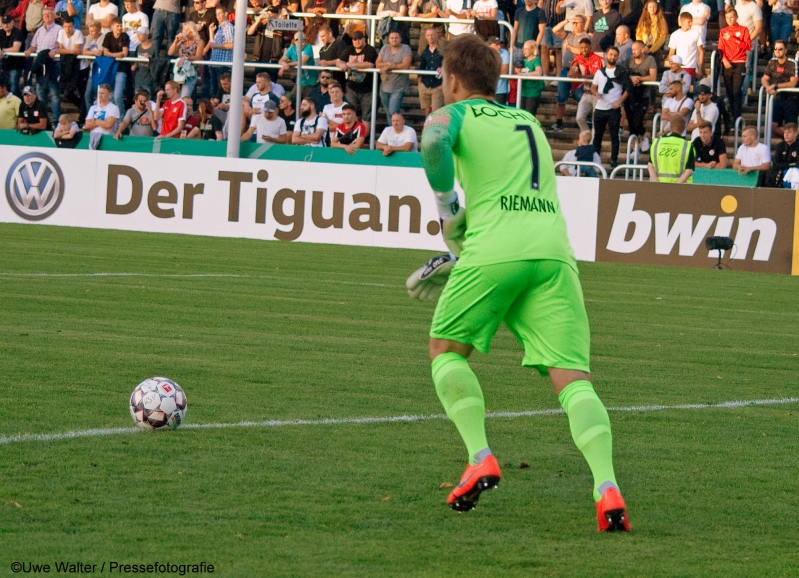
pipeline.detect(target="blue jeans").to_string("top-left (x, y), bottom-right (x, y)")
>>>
top-left (84, 74), bottom-right (96, 107)
top-left (207, 64), bottom-right (230, 98)
top-left (112, 70), bottom-right (126, 115)
top-left (181, 75), bottom-right (198, 100)
top-left (771, 12), bottom-right (793, 43)
top-left (151, 9), bottom-right (180, 53)
top-left (556, 67), bottom-right (584, 105)
top-left (5, 68), bottom-right (21, 98)
top-left (379, 88), bottom-right (405, 125)
top-left (35, 62), bottom-right (61, 120)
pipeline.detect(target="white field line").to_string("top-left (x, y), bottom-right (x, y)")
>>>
top-left (1, 397), bottom-right (796, 446)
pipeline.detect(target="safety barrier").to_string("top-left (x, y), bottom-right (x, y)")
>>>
top-left (552, 161), bottom-right (608, 179)
top-left (609, 163), bottom-right (648, 180)
top-left (734, 116), bottom-right (745, 152)
top-left (764, 87), bottom-right (799, 145)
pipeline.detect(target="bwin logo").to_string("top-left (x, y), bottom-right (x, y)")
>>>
top-left (5, 153), bottom-right (65, 221)
top-left (607, 193), bottom-right (777, 261)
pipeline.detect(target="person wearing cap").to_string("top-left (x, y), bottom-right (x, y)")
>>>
top-left (647, 114), bottom-right (695, 183)
top-left (717, 7), bottom-right (750, 122)
top-left (658, 54), bottom-right (691, 103)
top-left (0, 15), bottom-right (25, 98)
top-left (335, 30), bottom-right (378, 128)
top-left (487, 37), bottom-right (510, 105)
top-left (687, 83), bottom-right (719, 140)
top-left (0, 75), bottom-right (22, 129)
top-left (53, 0), bottom-right (83, 29)
top-left (132, 26), bottom-right (155, 100)
top-left (761, 39), bottom-right (799, 138)
top-left (122, 0), bottom-right (148, 51)
top-left (17, 85), bottom-right (50, 132)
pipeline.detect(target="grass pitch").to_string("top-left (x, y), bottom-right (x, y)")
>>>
top-left (1, 222), bottom-right (799, 577)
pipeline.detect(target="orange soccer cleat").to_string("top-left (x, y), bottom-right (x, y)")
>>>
top-left (595, 487), bottom-right (631, 532)
top-left (447, 454), bottom-right (502, 512)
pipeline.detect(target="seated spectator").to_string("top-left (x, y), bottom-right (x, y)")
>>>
top-left (292, 96), bottom-right (328, 146)
top-left (550, 18), bottom-right (592, 132)
top-left (1, 15), bottom-right (25, 98)
top-left (279, 92), bottom-right (296, 132)
top-left (57, 18), bottom-right (84, 109)
top-left (0, 75), bottom-right (22, 129)
top-left (115, 88), bottom-right (157, 137)
top-left (122, 0), bottom-right (148, 52)
top-left (83, 83), bottom-right (119, 136)
top-left (17, 85), bottom-right (50, 133)
top-left (182, 97), bottom-right (200, 134)
top-left (211, 71), bottom-right (231, 123)
top-left (560, 130), bottom-right (602, 176)
top-left (661, 79), bottom-right (693, 134)
top-left (243, 72), bottom-right (281, 121)
top-left (418, 27), bottom-right (444, 115)
top-left (24, 7), bottom-right (62, 121)
top-left (306, 70), bottom-right (333, 115)
top-left (331, 103), bottom-right (366, 155)
top-left (376, 111), bottom-right (417, 155)
top-left (189, 98), bottom-right (224, 140)
top-left (87, 0), bottom-right (118, 34)
top-left (647, 114), bottom-right (695, 182)
top-left (658, 55), bottom-right (691, 103)
top-left (53, 113), bottom-right (82, 147)
top-left (692, 121), bottom-right (728, 169)
top-left (487, 37), bottom-right (510, 105)
top-left (761, 39), bottom-right (799, 138)
top-left (151, 0), bottom-right (180, 54)
top-left (410, 0), bottom-right (446, 55)
top-left (102, 17), bottom-right (130, 114)
top-left (733, 127), bottom-right (772, 178)
top-left (515, 39), bottom-right (544, 115)
top-left (766, 122), bottom-right (799, 187)
top-left (687, 83), bottom-right (719, 140)
top-left (54, 0), bottom-right (84, 29)
top-left (321, 82), bottom-right (347, 132)
top-left (614, 25), bottom-right (632, 62)
top-left (242, 98), bottom-right (287, 143)
top-left (155, 80), bottom-right (186, 139)
top-left (168, 21), bottom-right (204, 99)
top-left (376, 30), bottom-right (412, 125)
top-left (132, 27), bottom-right (156, 99)
top-left (667, 12), bottom-right (703, 82)
top-left (279, 33), bottom-right (318, 97)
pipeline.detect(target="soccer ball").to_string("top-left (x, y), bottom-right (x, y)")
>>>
top-left (129, 377), bottom-right (187, 430)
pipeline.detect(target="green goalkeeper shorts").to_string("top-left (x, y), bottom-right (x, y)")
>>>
top-left (429, 259), bottom-right (590, 376)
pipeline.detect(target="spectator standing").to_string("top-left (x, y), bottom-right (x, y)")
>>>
top-left (679, 0), bottom-right (710, 45)
top-left (590, 45), bottom-right (627, 168)
top-left (242, 71), bottom-right (280, 124)
top-left (761, 39), bottom-right (798, 138)
top-left (614, 25), bottom-right (632, 62)
top-left (321, 82), bottom-right (347, 131)
top-left (635, 0), bottom-right (667, 61)
top-left (8, 0), bottom-right (53, 41)
top-left (168, 22), bottom-right (204, 99)
top-left (662, 0), bottom-right (680, 31)
top-left (718, 7), bottom-right (750, 122)
top-left (418, 27), bottom-right (443, 115)
top-left (336, 0), bottom-right (367, 40)
top-left (472, 0), bottom-right (499, 41)
top-left (24, 7), bottom-right (62, 120)
top-left (588, 0), bottom-right (621, 57)
top-left (619, 0), bottom-right (644, 28)
top-left (189, 99), bottom-right (224, 140)
top-left (115, 88), bottom-right (157, 136)
top-left (81, 21), bottom-right (104, 118)
top-left (625, 40), bottom-right (657, 150)
top-left (155, 80), bottom-right (186, 138)
top-left (733, 126), bottom-right (772, 178)
top-left (132, 26), bottom-right (155, 98)
top-left (515, 39), bottom-right (544, 115)
top-left (550, 15), bottom-right (591, 132)
top-left (410, 0), bottom-right (446, 55)
top-left (376, 30), bottom-right (412, 125)
top-left (122, 0), bottom-right (148, 51)
top-left (687, 84), bottom-right (719, 139)
top-left (729, 0), bottom-right (762, 98)
top-left (17, 85), bottom-right (50, 131)
top-left (769, 0), bottom-right (794, 43)
top-left (647, 114), bottom-right (695, 182)
top-left (765, 122), bottom-right (799, 186)
top-left (150, 0), bottom-right (180, 54)
top-left (53, 113), bottom-right (81, 146)
top-left (376, 0), bottom-right (409, 45)
top-left (53, 0), bottom-right (83, 29)
top-left (693, 121), bottom-right (728, 168)
top-left (512, 0), bottom-right (545, 52)
top-left (331, 103), bottom-right (366, 154)
top-left (0, 75), bottom-right (21, 129)
top-left (211, 70), bottom-right (231, 124)
top-left (572, 37), bottom-right (603, 132)
top-left (659, 54), bottom-right (691, 101)
top-left (279, 92), bottom-right (296, 132)
top-left (56, 18), bottom-right (84, 109)
top-left (87, 0), bottom-right (118, 34)
top-left (661, 79), bottom-right (693, 134)
top-left (318, 25), bottom-right (347, 88)
top-left (248, 0), bottom-right (288, 78)
top-left (188, 0), bottom-right (217, 97)
top-left (559, 130), bottom-right (602, 176)
top-left (336, 30), bottom-right (377, 127)
top-left (444, 0), bottom-right (473, 39)
top-left (102, 17), bottom-right (130, 114)
top-left (540, 0), bottom-right (564, 77)
top-left (279, 33), bottom-right (318, 96)
top-left (1, 15), bottom-right (26, 97)
top-left (205, 6), bottom-right (233, 96)
top-left (556, 0), bottom-right (594, 32)
top-left (487, 36), bottom-right (510, 105)
top-left (242, 99), bottom-right (288, 143)
top-left (376, 111), bottom-right (417, 154)
top-left (292, 96), bottom-right (328, 146)
top-left (667, 12), bottom-right (704, 81)
top-left (83, 82), bottom-right (119, 134)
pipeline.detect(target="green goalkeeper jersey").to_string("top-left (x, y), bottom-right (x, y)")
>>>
top-left (421, 99), bottom-right (577, 270)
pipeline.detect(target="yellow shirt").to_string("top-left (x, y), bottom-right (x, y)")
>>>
top-left (0, 93), bottom-right (21, 130)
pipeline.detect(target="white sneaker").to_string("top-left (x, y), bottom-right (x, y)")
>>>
top-left (550, 81), bottom-right (558, 87)
top-left (640, 136), bottom-right (650, 152)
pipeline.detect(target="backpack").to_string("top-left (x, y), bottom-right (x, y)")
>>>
top-left (298, 115), bottom-right (329, 147)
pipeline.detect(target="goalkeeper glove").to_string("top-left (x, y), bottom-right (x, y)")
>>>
top-left (406, 253), bottom-right (457, 301)
top-left (434, 190), bottom-right (466, 257)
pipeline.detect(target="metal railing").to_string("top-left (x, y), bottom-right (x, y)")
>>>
top-left (764, 87), bottom-right (799, 145)
top-left (609, 163), bottom-right (649, 180)
top-left (734, 116), bottom-right (745, 151)
top-left (757, 85), bottom-right (765, 136)
top-left (553, 161), bottom-right (608, 178)
top-left (624, 134), bottom-right (643, 180)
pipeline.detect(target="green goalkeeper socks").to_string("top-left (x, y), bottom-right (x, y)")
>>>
top-left (431, 352), bottom-right (489, 465)
top-left (558, 380), bottom-right (619, 501)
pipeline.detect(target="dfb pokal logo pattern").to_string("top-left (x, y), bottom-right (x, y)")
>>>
top-left (5, 153), bottom-right (65, 221)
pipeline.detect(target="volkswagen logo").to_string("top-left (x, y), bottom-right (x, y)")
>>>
top-left (5, 153), bottom-right (65, 221)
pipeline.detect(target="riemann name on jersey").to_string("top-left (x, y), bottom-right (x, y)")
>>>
top-left (500, 195), bottom-right (558, 213)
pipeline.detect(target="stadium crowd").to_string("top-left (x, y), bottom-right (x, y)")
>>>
top-left (0, 0), bottom-right (798, 183)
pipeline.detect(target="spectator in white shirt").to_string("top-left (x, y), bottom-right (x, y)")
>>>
top-left (242, 100), bottom-right (288, 143)
top-left (83, 83), bottom-right (120, 135)
top-left (661, 79), bottom-right (693, 134)
top-left (376, 112), bottom-right (418, 155)
top-left (321, 82), bottom-right (347, 132)
top-left (733, 126), bottom-right (772, 175)
top-left (679, 0), bottom-right (710, 45)
top-left (667, 12), bottom-right (704, 81)
top-left (121, 0), bottom-right (149, 51)
top-left (87, 0), bottom-right (118, 34)
top-left (686, 84), bottom-right (719, 140)
top-left (292, 96), bottom-right (328, 146)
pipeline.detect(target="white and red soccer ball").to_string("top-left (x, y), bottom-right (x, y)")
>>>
top-left (129, 377), bottom-right (187, 430)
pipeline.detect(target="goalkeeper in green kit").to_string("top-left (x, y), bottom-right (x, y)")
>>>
top-left (407, 34), bottom-right (630, 531)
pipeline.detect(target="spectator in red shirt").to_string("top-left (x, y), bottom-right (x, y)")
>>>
top-left (571, 38), bottom-right (604, 133)
top-left (330, 103), bottom-right (366, 155)
top-left (717, 7), bottom-right (751, 122)
top-left (155, 80), bottom-right (187, 138)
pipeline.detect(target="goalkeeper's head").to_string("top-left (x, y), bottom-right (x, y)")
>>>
top-left (440, 35), bottom-right (501, 105)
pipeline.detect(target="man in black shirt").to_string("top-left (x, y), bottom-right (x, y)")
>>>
top-left (0, 15), bottom-right (25, 97)
top-left (279, 92), bottom-right (297, 132)
top-left (418, 26), bottom-right (443, 115)
top-left (336, 30), bottom-right (378, 127)
top-left (306, 70), bottom-right (333, 115)
top-left (692, 121), bottom-right (728, 169)
top-left (17, 86), bottom-right (50, 133)
top-left (589, 0), bottom-right (621, 56)
top-left (512, 0), bottom-right (545, 51)
top-left (765, 122), bottom-right (799, 187)
top-left (318, 25), bottom-right (347, 87)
